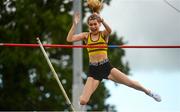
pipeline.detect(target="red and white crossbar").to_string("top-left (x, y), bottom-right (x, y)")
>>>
top-left (0, 43), bottom-right (180, 48)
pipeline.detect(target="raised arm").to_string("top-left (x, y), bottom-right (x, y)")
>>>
top-left (94, 13), bottom-right (112, 37)
top-left (101, 18), bottom-right (112, 36)
top-left (66, 12), bottom-right (87, 42)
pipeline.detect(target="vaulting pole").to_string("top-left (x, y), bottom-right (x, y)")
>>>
top-left (37, 38), bottom-right (75, 111)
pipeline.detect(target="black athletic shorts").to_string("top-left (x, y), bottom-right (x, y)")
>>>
top-left (88, 59), bottom-right (113, 81)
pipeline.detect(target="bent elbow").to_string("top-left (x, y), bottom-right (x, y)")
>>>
top-left (108, 29), bottom-right (112, 34)
top-left (66, 38), bottom-right (72, 42)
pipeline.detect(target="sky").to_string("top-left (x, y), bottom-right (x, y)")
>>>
top-left (100, 0), bottom-right (180, 112)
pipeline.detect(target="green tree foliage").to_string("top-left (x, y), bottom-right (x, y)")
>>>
top-left (0, 0), bottom-right (128, 111)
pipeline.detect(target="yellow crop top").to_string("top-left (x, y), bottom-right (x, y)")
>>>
top-left (86, 32), bottom-right (108, 56)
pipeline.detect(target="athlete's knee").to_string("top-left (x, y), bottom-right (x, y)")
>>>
top-left (127, 80), bottom-right (142, 89)
top-left (125, 81), bottom-right (133, 87)
top-left (126, 80), bottom-right (137, 88)
top-left (79, 96), bottom-right (89, 105)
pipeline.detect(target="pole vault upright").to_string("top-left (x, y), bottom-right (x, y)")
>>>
top-left (73, 0), bottom-right (85, 111)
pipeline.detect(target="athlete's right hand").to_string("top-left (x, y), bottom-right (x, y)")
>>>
top-left (93, 12), bottom-right (103, 23)
top-left (73, 12), bottom-right (80, 25)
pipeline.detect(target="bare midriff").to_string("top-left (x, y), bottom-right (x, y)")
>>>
top-left (89, 53), bottom-right (108, 63)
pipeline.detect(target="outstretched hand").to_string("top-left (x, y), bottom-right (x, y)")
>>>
top-left (73, 12), bottom-right (80, 25)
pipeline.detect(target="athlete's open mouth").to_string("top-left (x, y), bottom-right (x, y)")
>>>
top-left (91, 28), bottom-right (97, 32)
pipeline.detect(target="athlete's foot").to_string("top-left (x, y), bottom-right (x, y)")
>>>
top-left (147, 91), bottom-right (162, 102)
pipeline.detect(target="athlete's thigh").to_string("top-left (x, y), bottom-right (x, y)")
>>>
top-left (108, 68), bottom-right (131, 84)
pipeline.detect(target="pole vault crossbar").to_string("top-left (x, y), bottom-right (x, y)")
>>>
top-left (1, 43), bottom-right (180, 48)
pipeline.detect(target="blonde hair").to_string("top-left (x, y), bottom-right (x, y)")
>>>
top-left (87, 0), bottom-right (103, 13)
